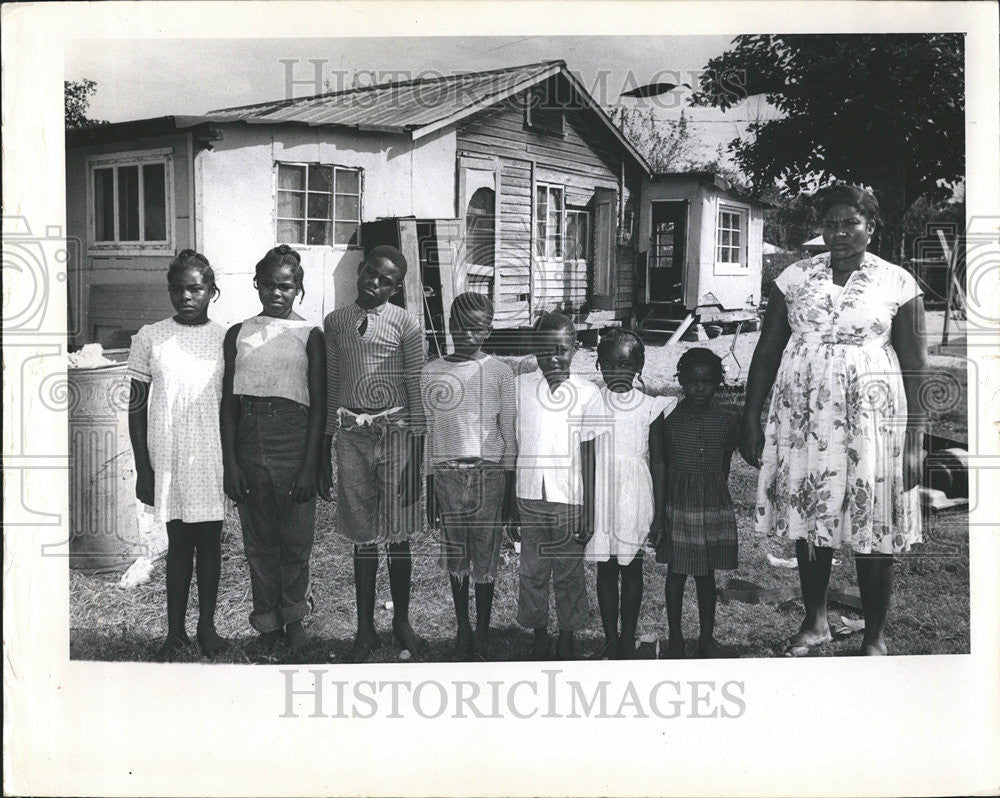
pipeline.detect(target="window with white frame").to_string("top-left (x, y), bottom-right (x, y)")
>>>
top-left (88, 151), bottom-right (172, 249)
top-left (535, 184), bottom-right (564, 259)
top-left (276, 163), bottom-right (362, 247)
top-left (565, 208), bottom-right (589, 261)
top-left (716, 205), bottom-right (748, 268)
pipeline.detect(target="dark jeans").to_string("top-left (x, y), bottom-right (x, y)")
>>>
top-left (236, 397), bottom-right (316, 633)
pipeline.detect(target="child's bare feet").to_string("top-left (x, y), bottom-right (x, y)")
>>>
top-left (530, 628), bottom-right (551, 661)
top-left (598, 637), bottom-right (621, 660)
top-left (392, 620), bottom-right (428, 660)
top-left (285, 621), bottom-right (307, 655)
top-left (451, 625), bottom-right (474, 662)
top-left (555, 631), bottom-right (576, 660)
top-left (781, 622), bottom-right (833, 657)
top-left (860, 635), bottom-right (888, 656)
top-left (156, 635), bottom-right (190, 662)
top-left (473, 628), bottom-right (490, 662)
top-left (196, 622), bottom-right (228, 657)
top-left (697, 636), bottom-right (720, 659)
top-left (247, 629), bottom-right (284, 663)
top-left (665, 636), bottom-right (686, 659)
top-left (619, 635), bottom-right (636, 660)
top-left (344, 628), bottom-right (381, 663)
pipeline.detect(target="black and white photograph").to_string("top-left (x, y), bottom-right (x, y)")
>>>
top-left (4, 2), bottom-right (999, 795)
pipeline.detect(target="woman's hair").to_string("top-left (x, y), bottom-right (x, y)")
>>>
top-left (597, 327), bottom-right (645, 372)
top-left (450, 291), bottom-right (494, 327)
top-left (255, 244), bottom-right (304, 299)
top-left (365, 245), bottom-right (408, 278)
top-left (677, 347), bottom-right (724, 383)
top-left (815, 183), bottom-right (880, 224)
top-left (167, 249), bottom-right (220, 299)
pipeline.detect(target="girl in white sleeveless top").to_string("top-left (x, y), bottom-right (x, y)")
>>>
top-left (221, 245), bottom-right (326, 662)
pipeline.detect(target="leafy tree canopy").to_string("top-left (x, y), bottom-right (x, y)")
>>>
top-left (65, 79), bottom-right (107, 129)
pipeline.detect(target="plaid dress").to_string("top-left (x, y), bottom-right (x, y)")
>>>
top-left (656, 399), bottom-right (740, 575)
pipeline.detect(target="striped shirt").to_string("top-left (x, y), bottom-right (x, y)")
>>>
top-left (420, 355), bottom-right (518, 468)
top-left (323, 301), bottom-right (426, 436)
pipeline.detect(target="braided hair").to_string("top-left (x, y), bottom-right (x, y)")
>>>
top-left (255, 244), bottom-right (304, 300)
top-left (167, 249), bottom-right (220, 299)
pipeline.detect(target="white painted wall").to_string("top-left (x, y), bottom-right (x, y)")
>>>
top-left (198, 123), bottom-right (456, 328)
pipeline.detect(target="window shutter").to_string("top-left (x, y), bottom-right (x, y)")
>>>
top-left (591, 187), bottom-right (617, 310)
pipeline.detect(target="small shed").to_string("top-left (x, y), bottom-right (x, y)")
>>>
top-left (635, 172), bottom-right (766, 331)
top-left (802, 234), bottom-right (827, 252)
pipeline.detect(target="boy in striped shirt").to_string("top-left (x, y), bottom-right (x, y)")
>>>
top-left (421, 293), bottom-right (517, 661)
top-left (320, 245), bottom-right (427, 663)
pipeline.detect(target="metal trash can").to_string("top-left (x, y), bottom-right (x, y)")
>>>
top-left (68, 350), bottom-right (150, 571)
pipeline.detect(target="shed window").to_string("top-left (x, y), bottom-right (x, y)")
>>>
top-left (716, 206), bottom-right (748, 267)
top-left (276, 163), bottom-right (362, 247)
top-left (88, 153), bottom-right (171, 249)
top-left (535, 184), bottom-right (564, 259)
top-left (565, 209), bottom-right (589, 261)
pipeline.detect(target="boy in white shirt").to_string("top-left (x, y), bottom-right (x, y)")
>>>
top-left (515, 312), bottom-right (606, 660)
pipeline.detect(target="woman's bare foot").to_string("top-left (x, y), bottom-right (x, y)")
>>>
top-left (860, 635), bottom-right (888, 656)
top-left (782, 622), bottom-right (833, 656)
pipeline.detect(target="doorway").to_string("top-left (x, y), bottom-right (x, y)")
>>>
top-left (647, 200), bottom-right (687, 304)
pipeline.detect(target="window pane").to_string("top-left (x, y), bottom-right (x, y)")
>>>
top-left (335, 168), bottom-right (359, 195)
top-left (550, 187), bottom-right (563, 212)
top-left (277, 191), bottom-right (304, 219)
top-left (277, 219), bottom-right (304, 244)
top-left (565, 214), bottom-right (577, 259)
top-left (307, 192), bottom-right (331, 219)
top-left (335, 221), bottom-right (359, 246)
top-left (720, 229), bottom-right (730, 247)
top-left (308, 165), bottom-right (333, 192)
top-left (142, 164), bottom-right (167, 241)
top-left (307, 220), bottom-right (331, 246)
top-left (278, 164), bottom-right (305, 191)
top-left (335, 194), bottom-right (360, 221)
top-left (535, 222), bottom-right (547, 257)
top-left (535, 187), bottom-right (547, 223)
top-left (117, 165), bottom-right (140, 241)
top-left (93, 168), bottom-right (114, 241)
top-left (731, 230), bottom-right (741, 247)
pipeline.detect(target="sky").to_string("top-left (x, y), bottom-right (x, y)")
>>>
top-left (65, 35), bottom-right (779, 166)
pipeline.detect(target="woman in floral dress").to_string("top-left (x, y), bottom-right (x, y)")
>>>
top-left (740, 184), bottom-right (928, 656)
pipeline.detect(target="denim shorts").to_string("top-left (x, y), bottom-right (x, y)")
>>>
top-left (433, 459), bottom-right (506, 582)
top-left (334, 409), bottom-right (421, 544)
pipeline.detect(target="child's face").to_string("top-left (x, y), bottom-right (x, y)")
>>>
top-left (255, 264), bottom-right (300, 318)
top-left (679, 362), bottom-right (720, 404)
top-left (535, 328), bottom-right (576, 380)
top-left (356, 256), bottom-right (403, 308)
top-left (450, 306), bottom-right (493, 353)
top-left (598, 340), bottom-right (641, 391)
top-left (168, 267), bottom-right (213, 323)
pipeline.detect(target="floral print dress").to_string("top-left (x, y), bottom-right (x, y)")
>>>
top-left (755, 252), bottom-right (923, 554)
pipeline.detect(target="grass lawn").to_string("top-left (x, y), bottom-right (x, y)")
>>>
top-left (70, 342), bottom-right (970, 663)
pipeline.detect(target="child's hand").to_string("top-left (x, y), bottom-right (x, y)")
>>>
top-left (224, 464), bottom-right (250, 503)
top-left (318, 458), bottom-right (334, 502)
top-left (289, 466), bottom-right (318, 503)
top-left (648, 516), bottom-right (665, 548)
top-left (425, 475), bottom-right (439, 528)
top-left (398, 455), bottom-right (421, 507)
top-left (505, 524), bottom-right (522, 543)
top-left (135, 467), bottom-right (155, 506)
top-left (572, 517), bottom-right (594, 546)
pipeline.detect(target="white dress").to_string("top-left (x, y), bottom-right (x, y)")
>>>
top-left (587, 388), bottom-right (677, 565)
top-left (126, 318), bottom-right (227, 523)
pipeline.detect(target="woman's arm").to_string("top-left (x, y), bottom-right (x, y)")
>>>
top-left (891, 296), bottom-right (929, 489)
top-left (647, 411), bottom-right (667, 546)
top-left (128, 379), bottom-right (154, 506)
top-left (290, 327), bottom-right (327, 502)
top-left (221, 323), bottom-right (248, 502)
top-left (739, 289), bottom-right (792, 467)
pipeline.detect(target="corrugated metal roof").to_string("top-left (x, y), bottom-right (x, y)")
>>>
top-left (209, 61), bottom-right (562, 132)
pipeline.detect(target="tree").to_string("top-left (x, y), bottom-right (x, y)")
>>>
top-left (608, 106), bottom-right (700, 173)
top-left (65, 79), bottom-right (107, 128)
top-left (689, 34), bottom-right (965, 261)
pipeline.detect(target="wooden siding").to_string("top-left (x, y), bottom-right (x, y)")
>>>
top-left (456, 75), bottom-right (640, 327)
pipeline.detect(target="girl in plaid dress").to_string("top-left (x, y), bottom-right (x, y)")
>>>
top-left (653, 348), bottom-right (740, 658)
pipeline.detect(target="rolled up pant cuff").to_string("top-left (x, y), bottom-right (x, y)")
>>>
top-left (279, 599), bottom-right (309, 626)
top-left (249, 610), bottom-right (282, 634)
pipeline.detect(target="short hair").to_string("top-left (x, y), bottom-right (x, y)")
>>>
top-left (815, 183), bottom-right (880, 225)
top-left (597, 327), bottom-right (645, 372)
top-left (365, 245), bottom-right (408, 279)
top-left (677, 347), bottom-right (724, 382)
top-left (256, 244), bottom-right (305, 299)
top-left (532, 311), bottom-right (576, 336)
top-left (167, 249), bottom-right (220, 299)
top-left (450, 291), bottom-right (494, 327)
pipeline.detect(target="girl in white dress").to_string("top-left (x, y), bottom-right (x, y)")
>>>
top-left (127, 250), bottom-right (228, 660)
top-left (587, 329), bottom-right (675, 659)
